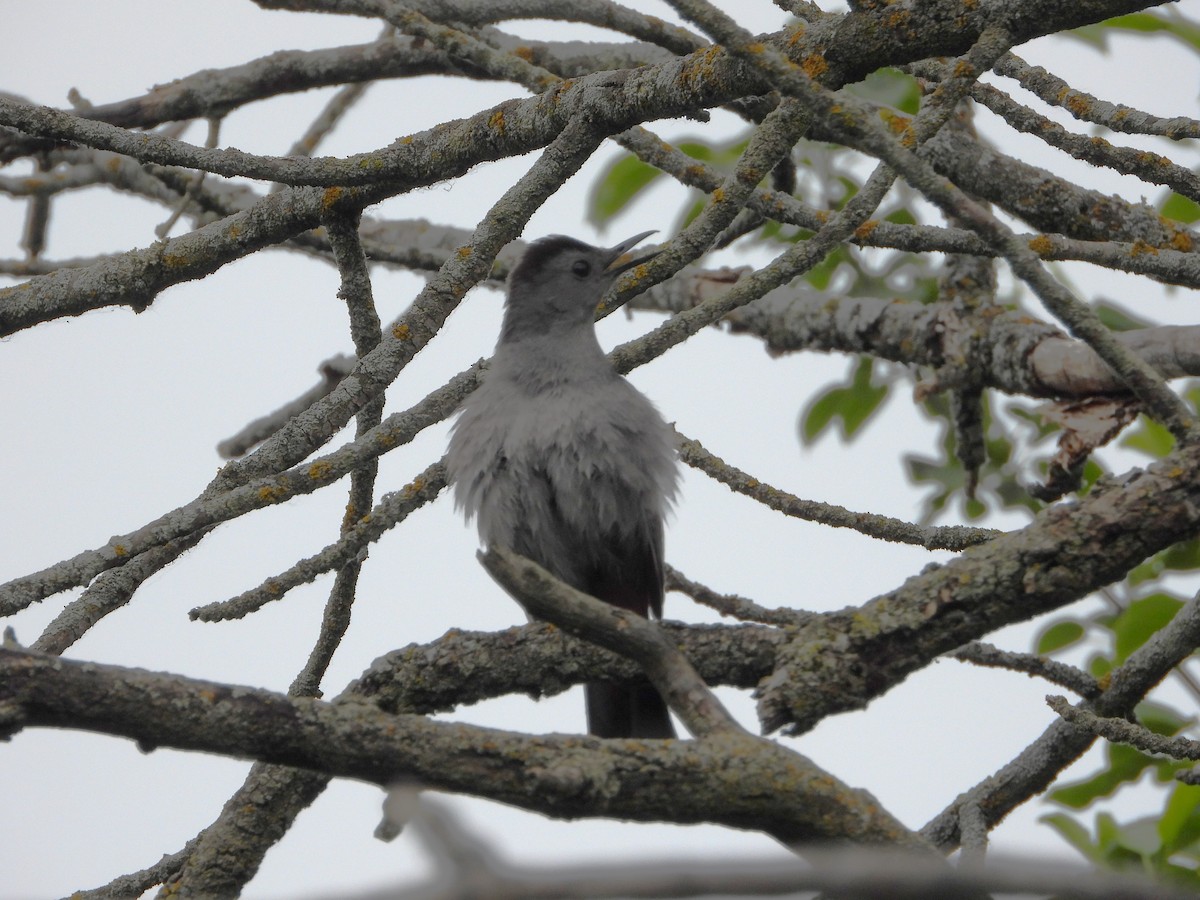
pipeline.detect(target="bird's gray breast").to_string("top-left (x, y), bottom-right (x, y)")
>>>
top-left (445, 371), bottom-right (677, 585)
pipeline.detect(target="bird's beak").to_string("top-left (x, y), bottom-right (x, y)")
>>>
top-left (604, 230), bottom-right (658, 275)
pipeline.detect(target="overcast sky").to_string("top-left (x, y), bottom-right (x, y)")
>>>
top-left (2, 2), bottom-right (1199, 898)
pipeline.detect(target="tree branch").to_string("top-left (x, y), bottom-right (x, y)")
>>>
top-left (758, 441), bottom-right (1200, 734)
top-left (0, 645), bottom-right (925, 849)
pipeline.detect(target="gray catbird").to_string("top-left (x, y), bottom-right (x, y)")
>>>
top-left (446, 232), bottom-right (679, 738)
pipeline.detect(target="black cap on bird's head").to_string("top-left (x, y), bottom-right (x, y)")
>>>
top-left (502, 232), bottom-right (658, 340)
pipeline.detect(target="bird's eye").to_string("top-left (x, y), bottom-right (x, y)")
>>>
top-left (570, 259), bottom-right (591, 277)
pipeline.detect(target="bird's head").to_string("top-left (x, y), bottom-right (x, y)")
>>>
top-left (501, 231), bottom-right (656, 340)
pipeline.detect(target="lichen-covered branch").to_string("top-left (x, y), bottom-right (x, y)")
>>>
top-left (0, 644), bottom-right (924, 849)
top-left (758, 441), bottom-right (1200, 734)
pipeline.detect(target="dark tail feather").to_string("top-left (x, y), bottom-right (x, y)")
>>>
top-left (585, 681), bottom-right (676, 738)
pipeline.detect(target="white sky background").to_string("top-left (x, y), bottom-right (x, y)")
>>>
top-left (1, 1), bottom-right (1199, 898)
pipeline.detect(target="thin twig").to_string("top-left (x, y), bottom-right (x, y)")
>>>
top-left (678, 433), bottom-right (1000, 550)
top-left (1047, 695), bottom-right (1200, 761)
top-left (666, 566), bottom-right (811, 627)
top-left (952, 642), bottom-right (1102, 698)
top-left (192, 462), bottom-right (446, 622)
top-left (923, 586), bottom-right (1200, 851)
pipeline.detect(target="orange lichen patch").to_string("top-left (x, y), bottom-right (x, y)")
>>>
top-left (952, 60), bottom-right (975, 79)
top-left (308, 460), bottom-right (333, 480)
top-left (399, 135), bottom-right (414, 144)
top-left (1135, 150), bottom-right (1169, 168)
top-left (711, 186), bottom-right (726, 203)
top-left (962, 0), bottom-right (979, 8)
top-left (161, 253), bottom-right (192, 268)
top-left (488, 108), bottom-right (506, 134)
top-left (548, 79), bottom-right (574, 103)
top-left (392, 322), bottom-right (412, 341)
top-left (739, 166), bottom-right (763, 186)
top-left (513, 46), bottom-right (535, 62)
top-left (814, 209), bottom-right (830, 224)
top-left (879, 109), bottom-right (912, 141)
top-left (785, 24), bottom-right (807, 46)
top-left (1169, 229), bottom-right (1194, 253)
top-left (457, 246), bottom-right (473, 258)
top-left (679, 45), bottom-right (723, 89)
top-left (321, 186), bottom-right (344, 210)
top-left (258, 480), bottom-right (289, 503)
top-left (801, 53), bottom-right (828, 79)
top-left (1130, 239), bottom-right (1158, 257)
top-left (107, 156), bottom-right (123, 173)
top-left (854, 220), bottom-right (880, 240)
top-left (402, 476), bottom-right (427, 498)
top-left (1065, 94), bottom-right (1092, 118)
top-left (744, 42), bottom-right (766, 54)
top-left (1027, 234), bottom-right (1055, 256)
top-left (227, 223), bottom-right (242, 239)
top-left (341, 505), bottom-right (359, 529)
top-left (113, 544), bottom-right (128, 558)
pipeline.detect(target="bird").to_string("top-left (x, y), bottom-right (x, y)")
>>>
top-left (445, 231), bottom-right (679, 738)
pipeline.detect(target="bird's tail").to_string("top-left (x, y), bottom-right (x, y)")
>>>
top-left (585, 681), bottom-right (676, 738)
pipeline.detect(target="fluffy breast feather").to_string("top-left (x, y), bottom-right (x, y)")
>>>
top-left (445, 370), bottom-right (678, 548)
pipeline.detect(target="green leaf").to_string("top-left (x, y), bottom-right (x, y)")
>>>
top-left (1162, 192), bottom-right (1200, 224)
top-left (1051, 742), bottom-right (1158, 808)
top-left (1095, 300), bottom-right (1151, 332)
top-left (850, 67), bottom-right (922, 115)
top-left (1135, 699), bottom-right (1190, 739)
top-left (1080, 457), bottom-right (1105, 492)
top-left (588, 155), bottom-right (664, 223)
top-left (1009, 403), bottom-right (1062, 441)
top-left (885, 207), bottom-right (917, 226)
top-left (676, 139), bottom-right (747, 165)
top-left (1129, 540), bottom-right (1200, 586)
top-left (1159, 784), bottom-right (1200, 854)
top-left (984, 429), bottom-right (1012, 466)
top-left (1071, 12), bottom-right (1200, 52)
top-left (1121, 415), bottom-right (1176, 458)
top-left (587, 138), bottom-right (748, 225)
top-left (1163, 538), bottom-right (1200, 572)
top-left (1041, 812), bottom-right (1103, 862)
top-left (678, 195), bottom-right (707, 229)
top-left (1110, 593), bottom-right (1184, 663)
top-left (1088, 653), bottom-right (1113, 680)
top-left (1100, 813), bottom-right (1162, 858)
top-left (804, 245), bottom-right (848, 290)
top-left (1037, 620), bottom-right (1086, 654)
top-left (800, 357), bottom-right (888, 443)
